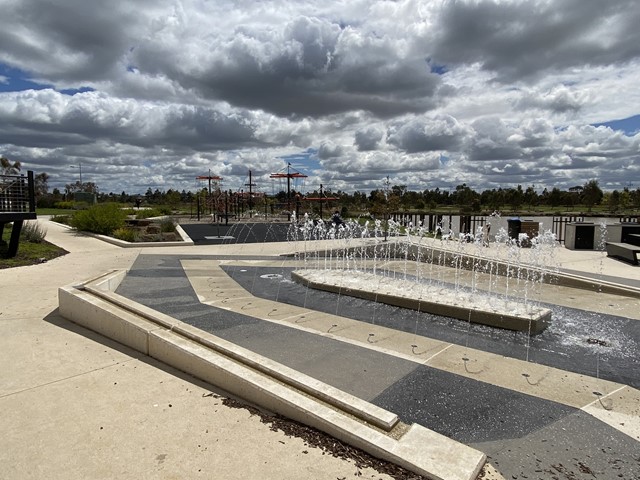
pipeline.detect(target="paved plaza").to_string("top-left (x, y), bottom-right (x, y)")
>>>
top-left (2, 218), bottom-right (639, 479)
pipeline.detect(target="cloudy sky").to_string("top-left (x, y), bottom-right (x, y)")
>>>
top-left (1, 0), bottom-right (639, 195)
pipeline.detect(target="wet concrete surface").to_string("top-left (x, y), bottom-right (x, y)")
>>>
top-left (227, 265), bottom-right (640, 390)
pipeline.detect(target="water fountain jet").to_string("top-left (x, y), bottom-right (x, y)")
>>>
top-left (290, 214), bottom-right (555, 334)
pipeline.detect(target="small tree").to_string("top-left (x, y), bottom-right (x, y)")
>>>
top-left (507, 185), bottom-right (524, 211)
top-left (65, 180), bottom-right (99, 195)
top-left (35, 172), bottom-right (50, 197)
top-left (524, 185), bottom-right (538, 210)
top-left (582, 179), bottom-right (603, 211)
top-left (1, 157), bottom-right (21, 175)
top-left (607, 190), bottom-right (621, 213)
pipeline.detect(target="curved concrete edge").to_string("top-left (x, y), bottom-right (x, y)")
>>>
top-left (82, 227), bottom-right (194, 248)
top-left (50, 223), bottom-right (195, 248)
top-left (48, 218), bottom-right (194, 247)
top-left (58, 272), bottom-right (486, 480)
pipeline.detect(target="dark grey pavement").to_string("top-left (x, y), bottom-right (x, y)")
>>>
top-left (180, 222), bottom-right (293, 245)
top-left (117, 252), bottom-right (640, 480)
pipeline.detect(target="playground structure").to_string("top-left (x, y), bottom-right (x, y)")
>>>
top-left (302, 183), bottom-right (340, 220)
top-left (269, 163), bottom-right (307, 221)
top-left (269, 163), bottom-right (339, 221)
top-left (193, 165), bottom-right (340, 223)
top-left (0, 170), bottom-right (37, 257)
top-left (194, 174), bottom-right (225, 221)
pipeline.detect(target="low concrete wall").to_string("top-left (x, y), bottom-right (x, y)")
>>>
top-left (58, 271), bottom-right (487, 480)
top-left (85, 282), bottom-right (398, 432)
top-left (291, 270), bottom-right (551, 334)
top-left (58, 286), bottom-right (153, 355)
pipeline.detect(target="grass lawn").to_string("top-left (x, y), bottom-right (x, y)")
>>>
top-left (36, 208), bottom-right (75, 215)
top-left (0, 224), bottom-right (68, 269)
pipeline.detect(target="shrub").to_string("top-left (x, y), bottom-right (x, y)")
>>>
top-left (159, 217), bottom-right (176, 233)
top-left (113, 227), bottom-right (138, 242)
top-left (70, 203), bottom-right (127, 235)
top-left (37, 195), bottom-right (57, 209)
top-left (54, 201), bottom-right (75, 209)
top-left (21, 221), bottom-right (47, 243)
top-left (135, 208), bottom-right (162, 219)
top-left (50, 214), bottom-right (71, 225)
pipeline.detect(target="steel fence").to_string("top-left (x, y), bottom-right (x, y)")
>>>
top-left (0, 171), bottom-right (35, 213)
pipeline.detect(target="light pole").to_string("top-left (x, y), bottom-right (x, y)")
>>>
top-left (70, 163), bottom-right (82, 190)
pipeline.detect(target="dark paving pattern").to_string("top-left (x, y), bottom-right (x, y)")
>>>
top-left (116, 253), bottom-right (640, 480)
top-left (477, 411), bottom-right (640, 480)
top-left (228, 265), bottom-right (640, 389)
top-left (181, 222), bottom-right (293, 244)
top-left (373, 366), bottom-right (575, 444)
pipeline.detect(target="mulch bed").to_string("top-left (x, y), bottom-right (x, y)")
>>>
top-left (202, 391), bottom-right (431, 479)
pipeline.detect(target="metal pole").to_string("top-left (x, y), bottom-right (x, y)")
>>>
top-left (225, 191), bottom-right (229, 225)
top-left (28, 170), bottom-right (36, 212)
top-left (248, 170), bottom-right (253, 213)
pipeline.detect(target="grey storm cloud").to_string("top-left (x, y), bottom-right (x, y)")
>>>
top-left (130, 15), bottom-right (440, 118)
top-left (515, 87), bottom-right (584, 114)
top-left (467, 118), bottom-right (526, 162)
top-left (354, 127), bottom-right (384, 151)
top-left (1, 0), bottom-right (640, 193)
top-left (0, 0), bottom-right (164, 83)
top-left (387, 115), bottom-right (468, 153)
top-left (0, 89), bottom-right (260, 151)
top-left (430, 0), bottom-right (640, 82)
top-left (317, 141), bottom-right (344, 159)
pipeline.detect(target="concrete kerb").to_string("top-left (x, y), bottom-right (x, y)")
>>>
top-left (58, 270), bottom-right (486, 480)
top-left (76, 223), bottom-right (194, 248)
top-left (49, 220), bottom-right (194, 247)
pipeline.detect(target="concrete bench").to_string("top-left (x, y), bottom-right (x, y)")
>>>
top-left (606, 242), bottom-right (640, 265)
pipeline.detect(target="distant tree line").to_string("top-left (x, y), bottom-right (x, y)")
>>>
top-left (327, 179), bottom-right (639, 216)
top-left (32, 178), bottom-right (640, 215)
top-left (1, 154), bottom-right (637, 215)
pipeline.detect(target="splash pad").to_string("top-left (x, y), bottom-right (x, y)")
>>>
top-left (289, 213), bottom-right (557, 334)
top-left (291, 269), bottom-right (552, 333)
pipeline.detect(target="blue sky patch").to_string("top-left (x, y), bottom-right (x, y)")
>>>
top-left (0, 63), bottom-right (50, 92)
top-left (0, 62), bottom-right (94, 95)
top-left (426, 58), bottom-right (447, 75)
top-left (278, 148), bottom-right (321, 174)
top-left (59, 86), bottom-right (95, 96)
top-left (594, 114), bottom-right (640, 136)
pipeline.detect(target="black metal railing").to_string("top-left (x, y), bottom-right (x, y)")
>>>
top-left (0, 171), bottom-right (36, 214)
top-left (1, 171), bottom-right (37, 258)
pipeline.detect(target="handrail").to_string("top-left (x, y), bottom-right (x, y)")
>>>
top-left (0, 171), bottom-right (35, 213)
